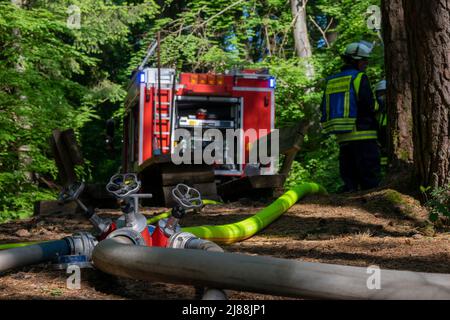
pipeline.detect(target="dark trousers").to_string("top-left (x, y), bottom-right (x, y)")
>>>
top-left (339, 139), bottom-right (381, 192)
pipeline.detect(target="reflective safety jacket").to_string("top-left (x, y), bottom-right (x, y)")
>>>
top-left (375, 97), bottom-right (388, 166)
top-left (374, 99), bottom-right (387, 128)
top-left (321, 68), bottom-right (378, 143)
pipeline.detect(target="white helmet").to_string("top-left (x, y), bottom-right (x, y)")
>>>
top-left (344, 42), bottom-right (372, 60)
top-left (375, 80), bottom-right (386, 92)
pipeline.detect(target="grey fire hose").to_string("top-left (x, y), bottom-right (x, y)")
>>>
top-left (168, 232), bottom-right (228, 300)
top-left (0, 232), bottom-right (97, 273)
top-left (0, 240), bottom-right (70, 273)
top-left (92, 238), bottom-right (450, 300)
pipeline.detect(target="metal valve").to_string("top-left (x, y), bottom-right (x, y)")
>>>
top-left (58, 181), bottom-right (85, 204)
top-left (58, 182), bottom-right (112, 236)
top-left (159, 184), bottom-right (203, 238)
top-left (171, 183), bottom-right (203, 210)
top-left (106, 173), bottom-right (152, 235)
top-left (106, 173), bottom-right (141, 198)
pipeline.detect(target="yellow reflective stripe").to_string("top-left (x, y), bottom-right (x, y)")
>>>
top-left (323, 124), bottom-right (356, 129)
top-left (323, 118), bottom-right (356, 124)
top-left (380, 112), bottom-right (387, 126)
top-left (326, 76), bottom-right (352, 94)
top-left (374, 100), bottom-right (380, 112)
top-left (381, 157), bottom-right (388, 165)
top-left (336, 130), bottom-right (378, 143)
top-left (323, 126), bottom-right (354, 134)
top-left (376, 110), bottom-right (388, 127)
top-left (353, 72), bottom-right (364, 97)
top-left (344, 91), bottom-right (350, 118)
top-left (326, 94), bottom-right (330, 121)
top-left (323, 124), bottom-right (354, 129)
top-left (375, 100), bottom-right (388, 126)
top-left (323, 127), bottom-right (355, 134)
top-left (322, 119), bottom-right (356, 131)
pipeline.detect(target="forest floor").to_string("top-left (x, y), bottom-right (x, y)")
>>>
top-left (1, 187), bottom-right (450, 300)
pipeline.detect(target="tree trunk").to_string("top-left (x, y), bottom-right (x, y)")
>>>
top-left (403, 0), bottom-right (450, 189)
top-left (325, 19), bottom-right (338, 45)
top-left (12, 0), bottom-right (32, 181)
top-left (381, 0), bottom-right (413, 168)
top-left (290, 0), bottom-right (312, 58)
top-left (290, 0), bottom-right (314, 77)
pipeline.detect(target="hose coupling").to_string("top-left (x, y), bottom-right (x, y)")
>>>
top-left (106, 228), bottom-right (146, 246)
top-left (158, 218), bottom-right (181, 238)
top-left (65, 232), bottom-right (98, 259)
top-left (168, 232), bottom-right (198, 249)
top-left (168, 232), bottom-right (223, 252)
top-left (89, 214), bottom-right (112, 235)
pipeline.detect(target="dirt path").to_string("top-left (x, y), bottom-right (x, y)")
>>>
top-left (1, 189), bottom-right (449, 299)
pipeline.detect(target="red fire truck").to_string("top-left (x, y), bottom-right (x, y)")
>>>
top-left (123, 67), bottom-right (283, 205)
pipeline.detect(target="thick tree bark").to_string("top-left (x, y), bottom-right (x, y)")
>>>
top-left (403, 0), bottom-right (450, 189)
top-left (381, 0), bottom-right (413, 167)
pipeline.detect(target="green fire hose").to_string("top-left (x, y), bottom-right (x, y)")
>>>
top-left (0, 199), bottom-right (224, 250)
top-left (0, 185), bottom-right (323, 249)
top-left (0, 241), bottom-right (43, 251)
top-left (182, 182), bottom-right (326, 244)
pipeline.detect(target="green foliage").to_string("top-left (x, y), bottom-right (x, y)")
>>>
top-left (254, 57), bottom-right (322, 125)
top-left (0, 171), bottom-right (55, 223)
top-left (1, 0), bottom-right (386, 222)
top-left (313, 0), bottom-right (383, 79)
top-left (0, 0), bottom-right (158, 220)
top-left (285, 136), bottom-right (341, 192)
top-left (423, 185), bottom-right (450, 222)
top-left (0, 3), bottom-right (96, 219)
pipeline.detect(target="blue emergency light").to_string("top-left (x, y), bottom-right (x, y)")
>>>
top-left (139, 72), bottom-right (146, 83)
top-left (269, 77), bottom-right (276, 88)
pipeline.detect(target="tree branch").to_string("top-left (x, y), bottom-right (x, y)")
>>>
top-left (308, 16), bottom-right (334, 48)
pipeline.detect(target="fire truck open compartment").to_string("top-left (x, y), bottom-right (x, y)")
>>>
top-left (172, 96), bottom-right (243, 175)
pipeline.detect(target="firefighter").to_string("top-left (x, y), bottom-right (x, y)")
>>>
top-left (374, 80), bottom-right (388, 168)
top-left (320, 42), bottom-right (381, 192)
